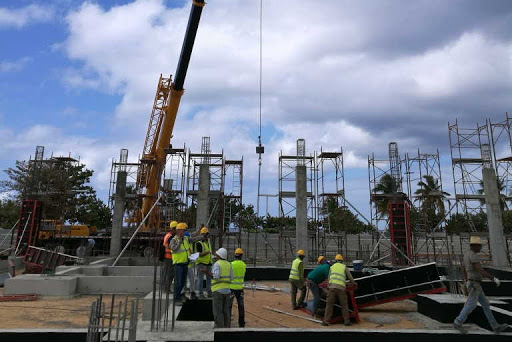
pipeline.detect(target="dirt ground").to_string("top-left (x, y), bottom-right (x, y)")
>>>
top-left (232, 281), bottom-right (428, 329)
top-left (0, 281), bottom-right (434, 330)
top-left (0, 289), bottom-right (138, 329)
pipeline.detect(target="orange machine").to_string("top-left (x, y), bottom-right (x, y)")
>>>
top-left (135, 0), bottom-right (206, 232)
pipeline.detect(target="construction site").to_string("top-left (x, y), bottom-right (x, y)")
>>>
top-left (0, 1), bottom-right (511, 341)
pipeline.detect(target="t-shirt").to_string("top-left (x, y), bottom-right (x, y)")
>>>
top-left (464, 250), bottom-right (482, 282)
top-left (307, 263), bottom-right (330, 284)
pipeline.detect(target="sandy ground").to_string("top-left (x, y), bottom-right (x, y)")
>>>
top-left (0, 289), bottom-right (139, 329)
top-left (231, 280), bottom-right (432, 329)
top-left (0, 281), bottom-right (440, 330)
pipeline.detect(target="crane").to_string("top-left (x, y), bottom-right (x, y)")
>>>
top-left (136, 0), bottom-right (206, 231)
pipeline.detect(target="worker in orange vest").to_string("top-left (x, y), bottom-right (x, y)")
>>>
top-left (162, 221), bottom-right (178, 291)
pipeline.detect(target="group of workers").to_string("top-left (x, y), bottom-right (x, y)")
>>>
top-left (289, 249), bottom-right (356, 326)
top-left (162, 221), bottom-right (246, 328)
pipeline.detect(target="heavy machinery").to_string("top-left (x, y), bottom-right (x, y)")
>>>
top-left (136, 0), bottom-right (206, 232)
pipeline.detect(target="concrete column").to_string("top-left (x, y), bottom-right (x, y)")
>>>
top-left (482, 167), bottom-right (509, 267)
top-left (110, 171), bottom-right (127, 256)
top-left (295, 165), bottom-right (308, 260)
top-left (196, 164), bottom-right (210, 229)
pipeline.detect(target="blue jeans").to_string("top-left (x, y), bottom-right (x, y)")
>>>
top-left (455, 281), bottom-right (498, 329)
top-left (173, 263), bottom-right (188, 300)
top-left (307, 279), bottom-right (320, 315)
top-left (196, 264), bottom-right (212, 296)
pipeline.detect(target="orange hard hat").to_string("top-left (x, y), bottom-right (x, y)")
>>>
top-left (297, 249), bottom-right (305, 256)
top-left (317, 256), bottom-right (325, 263)
top-left (176, 222), bottom-right (188, 230)
top-left (235, 248), bottom-right (244, 255)
top-left (200, 227), bottom-right (209, 234)
top-left (335, 254), bottom-right (344, 261)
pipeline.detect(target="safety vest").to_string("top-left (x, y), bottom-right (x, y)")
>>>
top-left (230, 260), bottom-right (246, 290)
top-left (329, 262), bottom-right (347, 287)
top-left (289, 258), bottom-right (302, 281)
top-left (188, 242), bottom-right (195, 269)
top-left (172, 236), bottom-right (190, 264)
top-left (212, 259), bottom-right (232, 292)
top-left (163, 233), bottom-right (172, 259)
top-left (196, 239), bottom-right (212, 265)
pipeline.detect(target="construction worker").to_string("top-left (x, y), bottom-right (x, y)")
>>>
top-left (230, 248), bottom-right (246, 327)
top-left (162, 221), bottom-right (178, 291)
top-left (169, 222), bottom-right (191, 302)
top-left (453, 236), bottom-right (508, 334)
top-left (306, 256), bottom-right (330, 317)
top-left (203, 247), bottom-right (233, 328)
top-left (195, 227), bottom-right (213, 298)
top-left (289, 249), bottom-right (307, 310)
top-left (322, 254), bottom-right (355, 326)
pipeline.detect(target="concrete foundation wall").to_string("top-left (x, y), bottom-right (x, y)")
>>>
top-left (77, 276), bottom-right (153, 294)
top-left (4, 275), bottom-right (78, 297)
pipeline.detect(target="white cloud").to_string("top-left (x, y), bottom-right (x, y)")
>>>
top-left (0, 57), bottom-right (31, 73)
top-left (53, 0), bottom-right (512, 212)
top-left (0, 4), bottom-right (53, 28)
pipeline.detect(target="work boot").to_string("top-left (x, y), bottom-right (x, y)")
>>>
top-left (453, 322), bottom-right (468, 334)
top-left (321, 321), bottom-right (329, 326)
top-left (344, 321), bottom-right (353, 326)
top-left (299, 302), bottom-right (307, 308)
top-left (493, 324), bottom-right (510, 334)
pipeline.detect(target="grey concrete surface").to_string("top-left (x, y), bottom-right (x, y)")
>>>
top-left (77, 276), bottom-right (153, 294)
top-left (137, 320), bottom-right (214, 341)
top-left (142, 291), bottom-right (178, 321)
top-left (295, 165), bottom-right (308, 256)
top-left (4, 274), bottom-right (78, 297)
top-left (111, 170), bottom-right (127, 256)
top-left (483, 167), bottom-right (509, 267)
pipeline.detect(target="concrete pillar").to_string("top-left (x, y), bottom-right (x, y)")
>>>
top-left (295, 165), bottom-right (308, 260)
top-left (196, 164), bottom-right (210, 229)
top-left (110, 171), bottom-right (127, 256)
top-left (482, 167), bottom-right (509, 267)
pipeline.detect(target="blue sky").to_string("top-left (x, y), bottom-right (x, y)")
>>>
top-left (1, 1), bottom-right (512, 225)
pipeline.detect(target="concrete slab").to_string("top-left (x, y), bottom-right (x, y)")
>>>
top-left (4, 274), bottom-right (78, 297)
top-left (77, 276), bottom-right (153, 294)
top-left (137, 320), bottom-right (214, 341)
top-left (106, 266), bottom-right (158, 276)
top-left (142, 291), bottom-right (179, 321)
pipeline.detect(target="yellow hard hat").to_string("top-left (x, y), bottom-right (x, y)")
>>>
top-left (235, 248), bottom-right (244, 255)
top-left (297, 249), bottom-right (305, 256)
top-left (170, 221), bottom-right (178, 229)
top-left (317, 256), bottom-right (325, 263)
top-left (335, 254), bottom-right (343, 261)
top-left (200, 227), bottom-right (209, 234)
top-left (176, 222), bottom-right (188, 230)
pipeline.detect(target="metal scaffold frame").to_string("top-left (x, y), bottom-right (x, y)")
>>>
top-left (109, 149), bottom-right (140, 210)
top-left (161, 145), bottom-right (187, 224)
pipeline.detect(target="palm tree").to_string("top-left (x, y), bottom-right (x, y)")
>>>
top-left (477, 177), bottom-right (508, 210)
top-left (372, 174), bottom-right (399, 218)
top-left (414, 175), bottom-right (450, 215)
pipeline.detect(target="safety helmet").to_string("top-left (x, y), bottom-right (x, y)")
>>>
top-left (297, 249), bottom-right (305, 256)
top-left (317, 256), bottom-right (325, 263)
top-left (170, 221), bottom-right (178, 229)
top-left (200, 227), bottom-right (209, 234)
top-left (335, 254), bottom-right (344, 261)
top-left (235, 248), bottom-right (244, 255)
top-left (176, 222), bottom-right (188, 230)
top-left (216, 247), bottom-right (228, 260)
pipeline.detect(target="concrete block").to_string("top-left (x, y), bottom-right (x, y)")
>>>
top-left (142, 291), bottom-right (177, 321)
top-left (106, 266), bottom-right (159, 277)
top-left (81, 265), bottom-right (106, 276)
top-left (77, 276), bottom-right (153, 294)
top-left (4, 274), bottom-right (78, 297)
top-left (55, 266), bottom-right (82, 275)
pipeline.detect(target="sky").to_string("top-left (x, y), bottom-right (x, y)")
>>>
top-left (0, 0), bottom-right (512, 221)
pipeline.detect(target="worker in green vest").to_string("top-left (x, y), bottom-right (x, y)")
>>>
top-left (289, 249), bottom-right (307, 310)
top-left (169, 222), bottom-right (192, 302)
top-left (321, 254), bottom-right (356, 326)
top-left (203, 247), bottom-right (233, 328)
top-left (230, 248), bottom-right (246, 327)
top-left (195, 227), bottom-right (213, 298)
top-left (306, 255), bottom-right (330, 317)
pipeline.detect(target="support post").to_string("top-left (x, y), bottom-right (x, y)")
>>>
top-left (482, 167), bottom-right (509, 266)
top-left (196, 164), bottom-right (210, 229)
top-left (296, 165), bottom-right (308, 259)
top-left (110, 171), bottom-right (127, 256)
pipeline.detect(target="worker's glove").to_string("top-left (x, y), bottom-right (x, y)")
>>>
top-left (492, 277), bottom-right (501, 287)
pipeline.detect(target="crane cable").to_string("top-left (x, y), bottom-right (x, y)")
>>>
top-left (256, 0), bottom-right (263, 216)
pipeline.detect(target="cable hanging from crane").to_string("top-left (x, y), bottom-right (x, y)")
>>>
top-left (256, 0), bottom-right (264, 217)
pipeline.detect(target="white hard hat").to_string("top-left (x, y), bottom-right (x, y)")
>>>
top-left (216, 247), bottom-right (227, 260)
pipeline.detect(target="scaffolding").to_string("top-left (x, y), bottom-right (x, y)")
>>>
top-left (161, 145), bottom-right (187, 224)
top-left (108, 149), bottom-right (140, 210)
